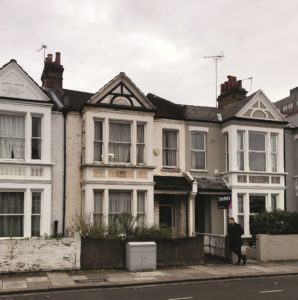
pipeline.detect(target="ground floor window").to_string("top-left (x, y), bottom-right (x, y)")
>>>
top-left (31, 192), bottom-right (41, 237)
top-left (108, 191), bottom-right (132, 223)
top-left (0, 192), bottom-right (24, 237)
top-left (137, 191), bottom-right (145, 226)
top-left (237, 194), bottom-right (244, 229)
top-left (93, 191), bottom-right (103, 225)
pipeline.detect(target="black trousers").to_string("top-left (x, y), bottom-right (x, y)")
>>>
top-left (232, 245), bottom-right (245, 263)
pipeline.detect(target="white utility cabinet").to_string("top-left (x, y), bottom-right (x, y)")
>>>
top-left (126, 241), bottom-right (156, 271)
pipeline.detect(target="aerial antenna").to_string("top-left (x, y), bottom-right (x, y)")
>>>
top-left (203, 52), bottom-right (225, 107)
top-left (37, 44), bottom-right (47, 61)
top-left (242, 77), bottom-right (253, 92)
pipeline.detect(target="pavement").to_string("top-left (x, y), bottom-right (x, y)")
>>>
top-left (1, 260), bottom-right (298, 295)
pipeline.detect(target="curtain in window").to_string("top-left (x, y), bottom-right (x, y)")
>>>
top-left (93, 191), bottom-right (103, 224)
top-left (0, 115), bottom-right (25, 159)
top-left (191, 132), bottom-right (205, 169)
top-left (94, 121), bottom-right (103, 161)
top-left (137, 124), bottom-right (145, 164)
top-left (162, 130), bottom-right (177, 166)
top-left (109, 123), bottom-right (131, 163)
top-left (249, 133), bottom-right (266, 171)
top-left (0, 192), bottom-right (24, 237)
top-left (137, 191), bottom-right (145, 226)
top-left (109, 191), bottom-right (131, 223)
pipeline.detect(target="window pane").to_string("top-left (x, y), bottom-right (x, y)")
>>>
top-left (94, 141), bottom-right (103, 161)
top-left (109, 123), bottom-right (130, 142)
top-left (109, 143), bottom-right (130, 163)
top-left (31, 139), bottom-right (41, 159)
top-left (271, 134), bottom-right (277, 152)
top-left (137, 124), bottom-right (144, 143)
top-left (163, 149), bottom-right (177, 166)
top-left (271, 153), bottom-right (277, 172)
top-left (249, 195), bottom-right (266, 214)
top-left (94, 191), bottom-right (103, 213)
top-left (0, 192), bottom-right (24, 237)
top-left (32, 192), bottom-right (41, 214)
top-left (249, 133), bottom-right (265, 151)
top-left (238, 195), bottom-right (244, 213)
top-left (137, 192), bottom-right (145, 213)
top-left (163, 130), bottom-right (177, 149)
top-left (32, 117), bottom-right (41, 138)
top-left (237, 152), bottom-right (244, 171)
top-left (94, 121), bottom-right (103, 141)
top-left (237, 131), bottom-right (244, 150)
top-left (249, 153), bottom-right (266, 171)
top-left (109, 191), bottom-right (131, 213)
top-left (191, 132), bottom-right (204, 150)
top-left (238, 215), bottom-right (244, 229)
top-left (191, 152), bottom-right (205, 169)
top-left (271, 195), bottom-right (277, 210)
top-left (137, 144), bottom-right (144, 164)
top-left (31, 215), bottom-right (40, 236)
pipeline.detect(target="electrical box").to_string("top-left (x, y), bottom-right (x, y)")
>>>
top-left (126, 242), bottom-right (156, 271)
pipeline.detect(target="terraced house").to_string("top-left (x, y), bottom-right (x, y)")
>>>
top-left (0, 54), bottom-right (288, 239)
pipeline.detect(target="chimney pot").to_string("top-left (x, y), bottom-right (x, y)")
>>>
top-left (55, 52), bottom-right (61, 65)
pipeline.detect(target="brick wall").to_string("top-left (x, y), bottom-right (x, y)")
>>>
top-left (0, 237), bottom-right (81, 273)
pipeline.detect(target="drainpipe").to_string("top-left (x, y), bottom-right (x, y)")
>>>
top-left (62, 110), bottom-right (67, 234)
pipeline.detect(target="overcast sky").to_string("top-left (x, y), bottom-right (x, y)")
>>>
top-left (1, 0), bottom-right (298, 106)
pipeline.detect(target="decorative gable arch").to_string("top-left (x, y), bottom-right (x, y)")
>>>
top-left (237, 90), bottom-right (285, 122)
top-left (89, 72), bottom-right (155, 111)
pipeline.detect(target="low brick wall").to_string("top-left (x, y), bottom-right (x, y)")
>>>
top-left (256, 234), bottom-right (298, 261)
top-left (0, 237), bottom-right (81, 273)
top-left (81, 237), bottom-right (204, 269)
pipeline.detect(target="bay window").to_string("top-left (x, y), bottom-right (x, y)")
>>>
top-left (0, 192), bottom-right (24, 237)
top-left (224, 133), bottom-right (229, 171)
top-left (0, 114), bottom-right (25, 159)
top-left (191, 132), bottom-right (206, 170)
top-left (162, 130), bottom-right (178, 167)
top-left (249, 132), bottom-right (266, 171)
top-left (237, 194), bottom-right (244, 229)
top-left (109, 122), bottom-right (131, 163)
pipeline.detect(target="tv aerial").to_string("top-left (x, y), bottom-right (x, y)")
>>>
top-left (37, 44), bottom-right (48, 61)
top-left (203, 52), bottom-right (225, 107)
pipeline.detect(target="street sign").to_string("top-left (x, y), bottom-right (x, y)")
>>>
top-left (218, 194), bottom-right (231, 209)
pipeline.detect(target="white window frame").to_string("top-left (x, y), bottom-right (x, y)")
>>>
top-left (237, 131), bottom-right (245, 171)
top-left (249, 132), bottom-right (266, 172)
top-left (137, 191), bottom-right (146, 227)
top-left (31, 114), bottom-right (42, 160)
top-left (31, 191), bottom-right (41, 237)
top-left (237, 194), bottom-right (245, 231)
top-left (94, 119), bottom-right (103, 162)
top-left (162, 129), bottom-right (178, 168)
top-left (136, 123), bottom-right (145, 165)
top-left (270, 133), bottom-right (277, 172)
top-left (191, 131), bottom-right (206, 170)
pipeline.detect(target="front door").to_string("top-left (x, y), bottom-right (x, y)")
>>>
top-left (159, 205), bottom-right (173, 228)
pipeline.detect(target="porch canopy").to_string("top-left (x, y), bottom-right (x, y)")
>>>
top-left (154, 175), bottom-right (192, 194)
top-left (195, 177), bottom-right (231, 195)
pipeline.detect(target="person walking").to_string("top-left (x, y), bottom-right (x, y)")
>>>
top-left (227, 217), bottom-right (247, 265)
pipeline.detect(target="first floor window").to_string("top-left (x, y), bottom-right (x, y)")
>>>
top-left (94, 191), bottom-right (103, 224)
top-left (0, 192), bottom-right (24, 237)
top-left (237, 131), bottom-right (245, 171)
top-left (109, 191), bottom-right (131, 223)
top-left (224, 133), bottom-right (229, 171)
top-left (249, 132), bottom-right (266, 171)
top-left (163, 129), bottom-right (178, 167)
top-left (137, 191), bottom-right (146, 226)
top-left (191, 132), bottom-right (206, 170)
top-left (0, 114), bottom-right (25, 159)
top-left (109, 122), bottom-right (131, 163)
top-left (271, 134), bottom-right (277, 172)
top-left (31, 192), bottom-right (41, 237)
top-left (137, 124), bottom-right (145, 164)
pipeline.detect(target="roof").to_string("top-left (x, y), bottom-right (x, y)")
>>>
top-left (63, 89), bottom-right (94, 111)
top-left (147, 93), bottom-right (186, 120)
top-left (186, 105), bottom-right (219, 122)
top-left (195, 177), bottom-right (230, 193)
top-left (154, 175), bottom-right (192, 191)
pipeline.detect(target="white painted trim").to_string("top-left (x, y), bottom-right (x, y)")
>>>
top-left (189, 126), bottom-right (209, 132)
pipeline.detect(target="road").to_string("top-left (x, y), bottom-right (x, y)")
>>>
top-left (1, 275), bottom-right (298, 300)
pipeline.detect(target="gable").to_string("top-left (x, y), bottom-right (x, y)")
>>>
top-left (236, 90), bottom-right (285, 122)
top-left (0, 60), bottom-right (50, 101)
top-left (89, 72), bottom-right (155, 111)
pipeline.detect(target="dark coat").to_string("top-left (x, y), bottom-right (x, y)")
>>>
top-left (228, 223), bottom-right (244, 249)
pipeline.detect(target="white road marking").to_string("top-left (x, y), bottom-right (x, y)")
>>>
top-left (259, 289), bottom-right (283, 293)
top-left (168, 297), bottom-right (194, 300)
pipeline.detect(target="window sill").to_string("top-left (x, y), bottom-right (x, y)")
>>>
top-left (161, 167), bottom-right (181, 172)
top-left (191, 169), bottom-right (209, 173)
top-left (83, 163), bottom-right (155, 169)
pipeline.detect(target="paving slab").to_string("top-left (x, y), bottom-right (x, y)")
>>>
top-left (70, 275), bottom-right (88, 281)
top-left (134, 271), bottom-right (167, 277)
top-left (47, 272), bottom-right (75, 286)
top-left (247, 265), bottom-right (278, 273)
top-left (3, 280), bottom-right (27, 290)
top-left (26, 277), bottom-right (49, 283)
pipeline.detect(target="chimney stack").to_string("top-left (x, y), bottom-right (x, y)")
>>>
top-left (41, 52), bottom-right (64, 92)
top-left (217, 75), bottom-right (247, 109)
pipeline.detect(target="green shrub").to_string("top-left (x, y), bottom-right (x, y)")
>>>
top-left (250, 210), bottom-right (298, 235)
top-left (71, 213), bottom-right (172, 240)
